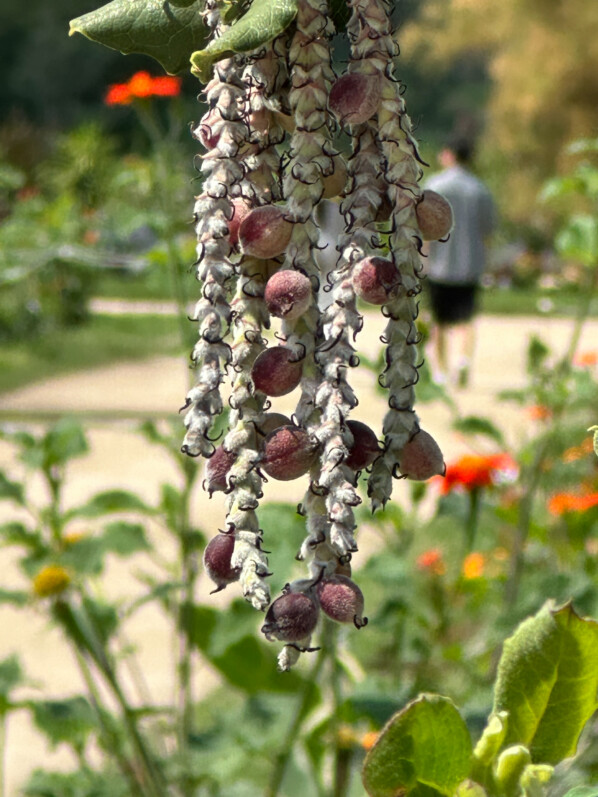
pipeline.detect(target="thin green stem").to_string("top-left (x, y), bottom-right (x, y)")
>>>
top-left (265, 646), bottom-right (327, 797)
top-left (73, 647), bottom-right (145, 797)
top-left (464, 487), bottom-right (482, 555)
top-left (176, 464), bottom-right (198, 787)
top-left (0, 712), bottom-right (6, 797)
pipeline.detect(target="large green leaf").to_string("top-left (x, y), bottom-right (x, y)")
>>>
top-left (493, 601), bottom-right (598, 764)
top-left (30, 697), bottom-right (96, 750)
top-left (0, 471), bottom-right (24, 505)
top-left (190, 0), bottom-right (298, 82)
top-left (69, 0), bottom-right (209, 75)
top-left (66, 490), bottom-right (154, 519)
top-left (362, 694), bottom-right (472, 797)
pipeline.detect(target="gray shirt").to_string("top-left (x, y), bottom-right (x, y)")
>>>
top-left (424, 165), bottom-right (495, 285)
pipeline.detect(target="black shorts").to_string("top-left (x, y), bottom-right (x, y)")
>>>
top-left (426, 280), bottom-right (478, 325)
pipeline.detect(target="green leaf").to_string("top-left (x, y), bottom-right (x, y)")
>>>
top-left (493, 601), bottom-right (598, 764)
top-left (0, 471), bottom-right (25, 505)
top-left (0, 521), bottom-right (41, 548)
top-left (0, 589), bottom-right (29, 607)
top-left (30, 697), bottom-right (96, 750)
top-left (563, 788), bottom-right (598, 797)
top-left (362, 694), bottom-right (473, 797)
top-left (41, 419), bottom-right (88, 470)
top-left (69, 0), bottom-right (209, 75)
top-left (555, 214), bottom-right (598, 267)
top-left (452, 416), bottom-right (505, 446)
top-left (183, 600), bottom-right (305, 693)
top-left (102, 521), bottom-right (151, 556)
top-left (191, 0), bottom-right (298, 82)
top-left (67, 490), bottom-right (154, 519)
top-left (0, 655), bottom-right (24, 700)
top-left (60, 535), bottom-right (106, 576)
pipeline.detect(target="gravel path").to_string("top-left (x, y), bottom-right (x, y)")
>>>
top-left (1, 310), bottom-right (597, 791)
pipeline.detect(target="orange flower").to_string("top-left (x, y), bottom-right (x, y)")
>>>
top-left (574, 351), bottom-right (598, 368)
top-left (548, 491), bottom-right (598, 516)
top-left (526, 404), bottom-right (552, 421)
top-left (441, 453), bottom-right (518, 494)
top-left (104, 71), bottom-right (182, 106)
top-left (128, 71), bottom-right (154, 98)
top-left (563, 437), bottom-right (595, 463)
top-left (361, 731), bottom-right (379, 750)
top-left (462, 552), bottom-right (485, 580)
top-left (416, 548), bottom-right (446, 576)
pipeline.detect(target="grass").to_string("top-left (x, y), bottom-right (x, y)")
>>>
top-left (93, 269), bottom-right (598, 318)
top-left (0, 314), bottom-right (186, 396)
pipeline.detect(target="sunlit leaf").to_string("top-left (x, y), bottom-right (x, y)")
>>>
top-left (362, 694), bottom-right (472, 796)
top-left (191, 0), bottom-right (298, 82)
top-left (493, 601), bottom-right (598, 764)
top-left (70, 0), bottom-right (209, 75)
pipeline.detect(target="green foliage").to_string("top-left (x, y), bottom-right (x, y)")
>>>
top-left (69, 0), bottom-right (209, 74)
top-left (363, 604), bottom-right (598, 797)
top-left (363, 694), bottom-right (472, 797)
top-left (493, 602), bottom-right (598, 764)
top-left (190, 0), bottom-right (298, 82)
top-left (30, 697), bottom-right (96, 751)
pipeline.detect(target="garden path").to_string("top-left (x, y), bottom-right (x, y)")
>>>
top-left (1, 309), bottom-right (597, 791)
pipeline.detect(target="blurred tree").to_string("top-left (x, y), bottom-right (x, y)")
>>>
top-left (401, 0), bottom-right (598, 225)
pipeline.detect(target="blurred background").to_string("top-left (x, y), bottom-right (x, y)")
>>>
top-left (1, 0), bottom-right (598, 795)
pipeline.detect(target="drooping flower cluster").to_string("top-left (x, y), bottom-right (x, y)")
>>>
top-left (185, 0), bottom-right (449, 669)
top-left (104, 71), bottom-right (182, 105)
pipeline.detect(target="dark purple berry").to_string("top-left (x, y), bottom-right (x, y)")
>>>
top-left (251, 347), bottom-right (303, 397)
top-left (203, 534), bottom-right (241, 592)
top-left (261, 425), bottom-right (319, 481)
top-left (353, 256), bottom-right (401, 305)
top-left (415, 190), bottom-right (453, 241)
top-left (239, 205), bottom-right (293, 259)
top-left (264, 270), bottom-right (312, 321)
top-left (399, 429), bottom-right (445, 481)
top-left (205, 445), bottom-right (236, 494)
top-left (345, 420), bottom-right (381, 471)
top-left (261, 592), bottom-right (319, 642)
top-left (328, 73), bottom-right (382, 125)
top-left (316, 575), bottom-right (367, 628)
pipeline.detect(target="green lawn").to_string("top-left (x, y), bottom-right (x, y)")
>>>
top-left (0, 314), bottom-right (185, 395)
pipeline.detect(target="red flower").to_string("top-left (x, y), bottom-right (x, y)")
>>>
top-left (150, 76), bottom-right (182, 97)
top-left (105, 83), bottom-right (132, 105)
top-left (416, 548), bottom-right (446, 576)
top-left (104, 71), bottom-right (182, 106)
top-left (441, 453), bottom-right (518, 494)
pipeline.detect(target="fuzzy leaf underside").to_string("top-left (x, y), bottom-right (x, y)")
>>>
top-left (493, 601), bottom-right (598, 764)
top-left (190, 0), bottom-right (298, 82)
top-left (362, 694), bottom-right (472, 797)
top-left (69, 0), bottom-right (209, 75)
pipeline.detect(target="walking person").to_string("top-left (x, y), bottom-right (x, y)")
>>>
top-left (423, 138), bottom-right (496, 387)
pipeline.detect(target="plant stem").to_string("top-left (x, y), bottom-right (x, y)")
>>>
top-left (464, 487), bottom-right (481, 555)
top-left (176, 463), bottom-right (198, 786)
top-left (325, 621), bottom-right (350, 797)
top-left (0, 712), bottom-right (6, 797)
top-left (266, 646), bottom-right (327, 797)
top-left (73, 647), bottom-right (146, 797)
